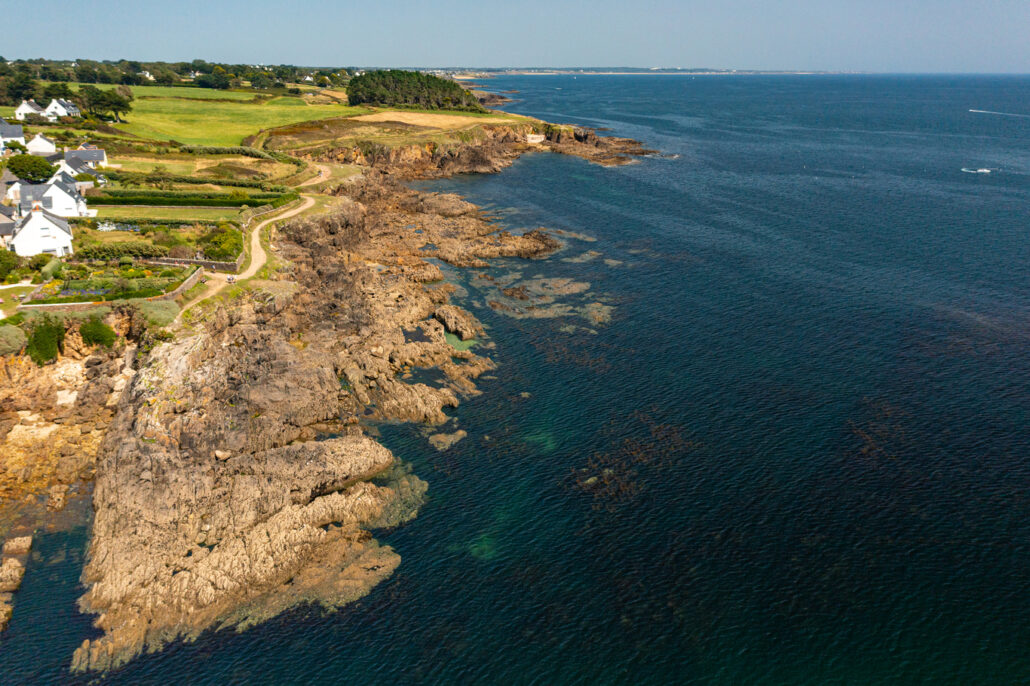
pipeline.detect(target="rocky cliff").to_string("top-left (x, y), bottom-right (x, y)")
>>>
top-left (70, 171), bottom-right (561, 672)
top-left (319, 122), bottom-right (654, 177)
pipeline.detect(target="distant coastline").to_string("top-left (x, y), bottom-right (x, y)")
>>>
top-left (453, 69), bottom-right (856, 79)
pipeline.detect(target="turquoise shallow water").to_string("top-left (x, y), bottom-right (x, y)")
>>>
top-left (2, 75), bottom-right (1029, 684)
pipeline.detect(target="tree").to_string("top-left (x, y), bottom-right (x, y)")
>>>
top-left (75, 65), bottom-right (99, 83)
top-left (43, 81), bottom-right (74, 100)
top-left (345, 70), bottom-right (486, 112)
top-left (196, 73), bottom-right (230, 89)
top-left (7, 71), bottom-right (37, 102)
top-left (7, 155), bottom-right (55, 183)
top-left (250, 72), bottom-right (273, 89)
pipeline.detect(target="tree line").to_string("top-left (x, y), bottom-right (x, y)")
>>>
top-left (346, 70), bottom-right (485, 112)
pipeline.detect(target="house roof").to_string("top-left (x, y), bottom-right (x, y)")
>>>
top-left (62, 158), bottom-right (95, 176)
top-left (0, 119), bottom-right (24, 140)
top-left (31, 133), bottom-right (55, 143)
top-left (17, 180), bottom-right (81, 214)
top-left (54, 98), bottom-right (80, 111)
top-left (19, 100), bottom-right (45, 113)
top-left (66, 149), bottom-right (106, 163)
top-left (0, 168), bottom-right (21, 186)
top-left (13, 206), bottom-right (72, 237)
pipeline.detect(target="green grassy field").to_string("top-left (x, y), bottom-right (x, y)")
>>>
top-left (117, 97), bottom-right (370, 145)
top-left (94, 206), bottom-right (242, 221)
top-left (55, 82), bottom-right (368, 145)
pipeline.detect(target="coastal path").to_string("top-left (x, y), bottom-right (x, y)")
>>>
top-left (174, 194), bottom-right (316, 324)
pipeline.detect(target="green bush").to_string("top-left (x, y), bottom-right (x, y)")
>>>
top-left (41, 258), bottom-right (63, 281)
top-left (0, 325), bottom-right (27, 356)
top-left (119, 256), bottom-right (135, 266)
top-left (79, 315), bottom-right (116, 348)
top-left (26, 316), bottom-right (65, 366)
top-left (199, 225), bottom-right (244, 260)
top-left (0, 249), bottom-right (20, 281)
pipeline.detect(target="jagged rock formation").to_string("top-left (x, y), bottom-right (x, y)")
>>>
top-left (318, 123), bottom-right (654, 177)
top-left (71, 171), bottom-right (562, 672)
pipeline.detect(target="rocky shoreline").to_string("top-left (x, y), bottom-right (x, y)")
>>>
top-left (0, 126), bottom-right (648, 672)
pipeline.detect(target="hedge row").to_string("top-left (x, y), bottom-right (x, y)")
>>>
top-left (96, 189), bottom-right (284, 200)
top-left (179, 145), bottom-right (305, 166)
top-left (69, 217), bottom-right (234, 228)
top-left (91, 190), bottom-right (292, 208)
top-left (105, 170), bottom-right (288, 192)
top-left (75, 243), bottom-right (170, 259)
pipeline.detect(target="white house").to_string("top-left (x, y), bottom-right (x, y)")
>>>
top-left (66, 147), bottom-right (108, 168)
top-left (7, 206), bottom-right (74, 257)
top-left (53, 158), bottom-right (106, 188)
top-left (26, 134), bottom-right (57, 155)
top-left (14, 100), bottom-right (47, 121)
top-left (0, 119), bottom-right (25, 147)
top-left (44, 98), bottom-right (81, 119)
top-left (16, 180), bottom-right (90, 218)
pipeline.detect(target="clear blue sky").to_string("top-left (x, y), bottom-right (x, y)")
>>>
top-left (6, 0), bottom-right (1029, 73)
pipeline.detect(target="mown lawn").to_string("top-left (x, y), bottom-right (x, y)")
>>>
top-left (114, 96), bottom-right (370, 146)
top-left (94, 206), bottom-right (243, 221)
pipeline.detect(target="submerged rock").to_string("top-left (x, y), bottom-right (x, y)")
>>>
top-left (428, 429), bottom-right (468, 451)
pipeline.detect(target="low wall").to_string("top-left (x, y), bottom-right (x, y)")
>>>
top-left (142, 252), bottom-right (244, 273)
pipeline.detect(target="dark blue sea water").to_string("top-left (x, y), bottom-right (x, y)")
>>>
top-left (3, 75), bottom-right (1030, 684)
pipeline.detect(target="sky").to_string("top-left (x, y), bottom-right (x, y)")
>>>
top-left (5, 0), bottom-right (1030, 73)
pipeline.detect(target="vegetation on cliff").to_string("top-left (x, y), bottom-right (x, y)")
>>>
top-left (346, 70), bottom-right (486, 112)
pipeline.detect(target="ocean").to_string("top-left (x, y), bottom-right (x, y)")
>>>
top-left (2, 74), bottom-right (1029, 684)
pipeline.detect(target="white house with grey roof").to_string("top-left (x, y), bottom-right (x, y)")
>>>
top-left (26, 133), bottom-right (57, 155)
top-left (6, 206), bottom-right (74, 257)
top-left (0, 119), bottom-right (25, 146)
top-left (14, 179), bottom-right (90, 218)
top-left (53, 158), bottom-right (106, 189)
top-left (44, 98), bottom-right (81, 119)
top-left (66, 147), bottom-right (108, 168)
top-left (14, 100), bottom-right (47, 121)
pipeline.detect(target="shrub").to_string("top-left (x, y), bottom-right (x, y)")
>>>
top-left (0, 249), bottom-right (20, 281)
top-left (0, 325), bottom-right (27, 356)
top-left (26, 316), bottom-right (65, 366)
top-left (41, 258), bottom-right (63, 281)
top-left (119, 256), bottom-right (135, 266)
top-left (79, 315), bottom-right (116, 348)
top-left (28, 255), bottom-right (51, 271)
top-left (199, 225), bottom-right (244, 260)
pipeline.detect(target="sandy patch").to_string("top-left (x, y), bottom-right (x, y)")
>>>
top-left (351, 112), bottom-right (511, 129)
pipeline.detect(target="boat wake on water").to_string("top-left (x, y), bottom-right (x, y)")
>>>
top-left (969, 109), bottom-right (1030, 119)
